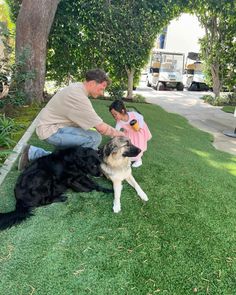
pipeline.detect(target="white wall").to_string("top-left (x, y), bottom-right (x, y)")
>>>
top-left (165, 13), bottom-right (205, 58)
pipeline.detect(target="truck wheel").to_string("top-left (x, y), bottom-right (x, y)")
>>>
top-left (201, 83), bottom-right (209, 91)
top-left (176, 83), bottom-right (184, 91)
top-left (188, 83), bottom-right (198, 91)
top-left (146, 78), bottom-right (151, 87)
top-left (157, 82), bottom-right (165, 91)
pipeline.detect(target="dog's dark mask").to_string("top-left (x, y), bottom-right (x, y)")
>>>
top-left (122, 144), bottom-right (141, 158)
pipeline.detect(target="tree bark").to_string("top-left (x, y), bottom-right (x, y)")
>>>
top-left (211, 63), bottom-right (221, 98)
top-left (15, 0), bottom-right (60, 103)
top-left (126, 67), bottom-right (134, 99)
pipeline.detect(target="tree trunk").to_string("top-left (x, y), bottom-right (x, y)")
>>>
top-left (211, 63), bottom-right (221, 98)
top-left (126, 68), bottom-right (134, 99)
top-left (15, 0), bottom-right (60, 103)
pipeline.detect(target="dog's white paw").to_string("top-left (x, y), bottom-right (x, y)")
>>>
top-left (113, 203), bottom-right (121, 213)
top-left (139, 192), bottom-right (148, 202)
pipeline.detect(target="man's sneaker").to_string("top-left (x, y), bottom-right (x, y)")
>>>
top-left (18, 144), bottom-right (30, 171)
top-left (132, 159), bottom-right (142, 168)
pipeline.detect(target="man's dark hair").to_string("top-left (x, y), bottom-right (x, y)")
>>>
top-left (85, 69), bottom-right (111, 85)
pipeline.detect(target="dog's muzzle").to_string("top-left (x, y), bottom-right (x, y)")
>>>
top-left (123, 145), bottom-right (141, 157)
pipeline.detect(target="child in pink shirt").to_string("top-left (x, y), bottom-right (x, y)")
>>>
top-left (109, 99), bottom-right (152, 167)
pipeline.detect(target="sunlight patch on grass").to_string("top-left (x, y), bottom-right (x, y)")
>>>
top-left (190, 149), bottom-right (210, 158)
top-left (190, 149), bottom-right (236, 176)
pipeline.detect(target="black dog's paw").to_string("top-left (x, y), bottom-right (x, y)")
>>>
top-left (54, 195), bottom-right (68, 203)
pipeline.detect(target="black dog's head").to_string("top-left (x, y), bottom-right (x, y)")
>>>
top-left (101, 137), bottom-right (141, 159)
top-left (55, 146), bottom-right (102, 177)
top-left (82, 148), bottom-right (102, 177)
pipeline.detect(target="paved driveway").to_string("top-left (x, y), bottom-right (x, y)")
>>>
top-left (135, 77), bottom-right (236, 156)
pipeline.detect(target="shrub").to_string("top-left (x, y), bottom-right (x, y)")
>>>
top-left (107, 81), bottom-right (125, 99)
top-left (0, 149), bottom-right (12, 167)
top-left (0, 114), bottom-right (21, 147)
top-left (202, 93), bottom-right (236, 106)
top-left (132, 94), bottom-right (146, 103)
top-left (226, 92), bottom-right (236, 105)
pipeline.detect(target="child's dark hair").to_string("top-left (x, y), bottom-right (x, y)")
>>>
top-left (109, 99), bottom-right (127, 113)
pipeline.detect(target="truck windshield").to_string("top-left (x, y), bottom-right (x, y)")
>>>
top-left (159, 54), bottom-right (183, 73)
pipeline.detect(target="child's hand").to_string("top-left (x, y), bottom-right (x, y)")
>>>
top-left (117, 130), bottom-right (126, 137)
top-left (120, 127), bottom-right (128, 136)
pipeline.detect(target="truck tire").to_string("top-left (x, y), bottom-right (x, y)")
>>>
top-left (188, 82), bottom-right (198, 91)
top-left (146, 78), bottom-right (151, 87)
top-left (176, 82), bottom-right (184, 91)
top-left (157, 82), bottom-right (165, 91)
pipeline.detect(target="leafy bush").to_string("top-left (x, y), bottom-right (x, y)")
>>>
top-left (132, 94), bottom-right (146, 103)
top-left (0, 149), bottom-right (12, 164)
top-left (107, 81), bottom-right (125, 99)
top-left (202, 92), bottom-right (236, 106)
top-left (0, 114), bottom-right (21, 147)
top-left (0, 36), bottom-right (36, 109)
top-left (226, 92), bottom-right (236, 105)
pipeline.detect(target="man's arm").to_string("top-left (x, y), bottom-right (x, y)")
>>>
top-left (95, 122), bottom-right (125, 137)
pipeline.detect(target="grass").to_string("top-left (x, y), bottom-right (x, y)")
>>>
top-left (222, 106), bottom-right (235, 114)
top-left (0, 99), bottom-right (236, 295)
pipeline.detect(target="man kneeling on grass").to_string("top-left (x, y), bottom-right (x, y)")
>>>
top-left (18, 69), bottom-right (125, 170)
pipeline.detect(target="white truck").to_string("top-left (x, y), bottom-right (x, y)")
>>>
top-left (183, 52), bottom-right (209, 91)
top-left (146, 49), bottom-right (184, 91)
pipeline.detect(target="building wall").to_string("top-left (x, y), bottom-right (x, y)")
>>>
top-left (163, 13), bottom-right (205, 58)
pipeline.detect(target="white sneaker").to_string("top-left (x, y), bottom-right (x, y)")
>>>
top-left (132, 159), bottom-right (142, 168)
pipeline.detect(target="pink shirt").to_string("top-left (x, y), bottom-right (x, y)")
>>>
top-left (115, 111), bottom-right (152, 160)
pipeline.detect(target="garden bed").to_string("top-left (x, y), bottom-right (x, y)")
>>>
top-left (0, 103), bottom-right (43, 166)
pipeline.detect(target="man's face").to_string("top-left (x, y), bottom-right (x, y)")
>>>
top-left (90, 81), bottom-right (107, 98)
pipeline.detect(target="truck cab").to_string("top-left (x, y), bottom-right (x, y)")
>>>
top-left (183, 52), bottom-right (209, 91)
top-left (146, 49), bottom-right (184, 91)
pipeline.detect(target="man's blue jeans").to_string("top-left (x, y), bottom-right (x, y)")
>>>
top-left (28, 127), bottom-right (102, 161)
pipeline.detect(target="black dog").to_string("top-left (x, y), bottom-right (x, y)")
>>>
top-left (0, 146), bottom-right (112, 230)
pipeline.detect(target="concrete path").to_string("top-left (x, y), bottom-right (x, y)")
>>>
top-left (136, 78), bottom-right (236, 156)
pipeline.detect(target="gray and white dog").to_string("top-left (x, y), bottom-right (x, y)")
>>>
top-left (100, 137), bottom-right (148, 213)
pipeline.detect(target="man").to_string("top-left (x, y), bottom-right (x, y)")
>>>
top-left (18, 69), bottom-right (125, 171)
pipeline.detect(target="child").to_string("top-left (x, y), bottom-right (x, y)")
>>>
top-left (109, 99), bottom-right (152, 167)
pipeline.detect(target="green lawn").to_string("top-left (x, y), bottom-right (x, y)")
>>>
top-left (222, 105), bottom-right (235, 114)
top-left (0, 99), bottom-right (236, 295)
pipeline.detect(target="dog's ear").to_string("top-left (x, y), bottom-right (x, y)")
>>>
top-left (87, 149), bottom-right (101, 163)
top-left (103, 142), bottom-right (119, 157)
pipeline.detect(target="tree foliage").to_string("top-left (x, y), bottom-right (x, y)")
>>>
top-left (47, 0), bottom-right (182, 98)
top-left (5, 0), bottom-right (21, 22)
top-left (188, 0), bottom-right (236, 97)
top-left (5, 0), bottom-right (236, 102)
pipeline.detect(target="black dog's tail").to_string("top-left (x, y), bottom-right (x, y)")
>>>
top-left (0, 202), bottom-right (33, 230)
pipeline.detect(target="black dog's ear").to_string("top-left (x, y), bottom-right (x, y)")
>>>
top-left (85, 148), bottom-right (101, 162)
